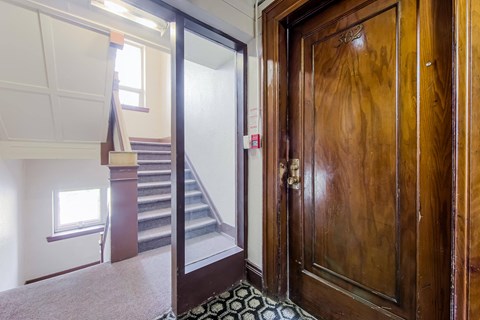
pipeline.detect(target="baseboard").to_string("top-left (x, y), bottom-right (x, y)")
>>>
top-left (130, 137), bottom-right (171, 143)
top-left (246, 260), bottom-right (263, 290)
top-left (25, 261), bottom-right (100, 285)
top-left (220, 223), bottom-right (236, 238)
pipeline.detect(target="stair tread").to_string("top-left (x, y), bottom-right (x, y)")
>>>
top-left (138, 169), bottom-right (190, 176)
top-left (138, 179), bottom-right (195, 189)
top-left (138, 190), bottom-right (202, 203)
top-left (135, 150), bottom-right (171, 154)
top-left (138, 159), bottom-right (171, 164)
top-left (138, 216), bottom-right (217, 242)
top-left (131, 141), bottom-right (171, 146)
top-left (138, 203), bottom-right (210, 222)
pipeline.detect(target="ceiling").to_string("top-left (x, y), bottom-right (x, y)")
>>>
top-left (0, 1), bottom-right (115, 145)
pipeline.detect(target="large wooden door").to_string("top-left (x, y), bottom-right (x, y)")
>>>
top-left (287, 0), bottom-right (451, 319)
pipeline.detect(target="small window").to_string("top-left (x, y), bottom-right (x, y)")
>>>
top-left (115, 41), bottom-right (146, 110)
top-left (54, 188), bottom-right (106, 233)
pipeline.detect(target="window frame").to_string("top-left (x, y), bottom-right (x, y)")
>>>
top-left (115, 40), bottom-right (147, 111)
top-left (52, 187), bottom-right (108, 234)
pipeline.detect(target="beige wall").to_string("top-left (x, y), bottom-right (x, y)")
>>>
top-left (21, 160), bottom-right (109, 282)
top-left (0, 159), bottom-right (24, 292)
top-left (123, 46), bottom-right (171, 140)
top-left (185, 59), bottom-right (237, 227)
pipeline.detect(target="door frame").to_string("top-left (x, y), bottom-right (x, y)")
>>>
top-left (262, 1), bottom-right (453, 318)
top-left (123, 0), bottom-right (248, 315)
top-left (170, 12), bottom-right (248, 314)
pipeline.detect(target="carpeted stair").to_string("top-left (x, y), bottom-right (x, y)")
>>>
top-left (131, 141), bottom-right (219, 253)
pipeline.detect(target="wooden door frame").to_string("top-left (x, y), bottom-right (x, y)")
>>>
top-left (262, 2), bottom-right (453, 319)
top-left (453, 0), bottom-right (480, 318)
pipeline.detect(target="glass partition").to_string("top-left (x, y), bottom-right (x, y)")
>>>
top-left (183, 30), bottom-right (238, 266)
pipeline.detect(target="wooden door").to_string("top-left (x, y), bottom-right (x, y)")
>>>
top-left (287, 0), bottom-right (451, 319)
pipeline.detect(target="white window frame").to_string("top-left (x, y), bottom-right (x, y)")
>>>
top-left (116, 40), bottom-right (147, 110)
top-left (53, 187), bottom-right (108, 234)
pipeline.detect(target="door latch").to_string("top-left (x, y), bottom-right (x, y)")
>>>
top-left (287, 159), bottom-right (301, 190)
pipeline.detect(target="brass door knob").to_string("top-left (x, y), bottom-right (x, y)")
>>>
top-left (287, 176), bottom-right (300, 186)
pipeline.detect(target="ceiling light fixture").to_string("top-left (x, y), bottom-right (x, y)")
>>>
top-left (91, 0), bottom-right (169, 35)
top-left (104, 0), bottom-right (128, 14)
top-left (135, 17), bottom-right (157, 29)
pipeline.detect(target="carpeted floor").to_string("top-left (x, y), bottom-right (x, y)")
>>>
top-left (0, 232), bottom-right (235, 320)
top-left (159, 283), bottom-right (317, 320)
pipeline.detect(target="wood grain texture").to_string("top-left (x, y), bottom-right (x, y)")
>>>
top-left (264, 0), bottom-right (453, 319)
top-left (109, 166), bottom-right (139, 263)
top-left (311, 9), bottom-right (398, 298)
top-left (467, 1), bottom-right (480, 318)
top-left (417, 0), bottom-right (453, 319)
top-left (289, 1), bottom-right (416, 318)
top-left (453, 0), bottom-right (469, 317)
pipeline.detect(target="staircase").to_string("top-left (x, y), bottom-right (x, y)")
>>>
top-left (132, 141), bottom-right (220, 253)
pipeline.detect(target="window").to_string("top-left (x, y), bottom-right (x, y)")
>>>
top-left (53, 188), bottom-right (107, 233)
top-left (115, 41), bottom-right (146, 110)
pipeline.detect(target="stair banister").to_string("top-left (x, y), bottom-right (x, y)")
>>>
top-left (100, 69), bottom-right (139, 263)
top-left (111, 72), bottom-right (132, 152)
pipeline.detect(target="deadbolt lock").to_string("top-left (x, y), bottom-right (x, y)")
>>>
top-left (287, 159), bottom-right (301, 190)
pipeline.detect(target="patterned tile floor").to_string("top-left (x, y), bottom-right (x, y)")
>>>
top-left (159, 282), bottom-right (316, 320)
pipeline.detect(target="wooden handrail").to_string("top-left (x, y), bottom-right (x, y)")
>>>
top-left (112, 72), bottom-right (132, 152)
top-left (99, 71), bottom-right (136, 262)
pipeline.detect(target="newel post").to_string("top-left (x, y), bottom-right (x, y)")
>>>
top-left (108, 151), bottom-right (138, 262)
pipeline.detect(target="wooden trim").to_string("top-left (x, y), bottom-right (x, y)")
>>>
top-left (25, 261), bottom-right (100, 285)
top-left (101, 106), bottom-right (115, 165)
top-left (112, 72), bottom-right (132, 152)
top-left (185, 154), bottom-right (223, 226)
top-left (130, 137), bottom-right (172, 143)
top-left (263, 0), bottom-right (453, 315)
top-left (171, 14), bottom-right (186, 315)
top-left (179, 249), bottom-right (244, 313)
top-left (46, 225), bottom-right (104, 242)
top-left (169, 12), bottom-right (247, 317)
top-left (453, 0), bottom-right (480, 319)
top-left (453, 0), bottom-right (469, 317)
top-left (109, 165), bottom-right (139, 263)
top-left (246, 260), bottom-right (263, 291)
top-left (237, 46), bottom-right (248, 252)
top-left (262, 0), bottom-right (307, 300)
top-left (122, 105), bottom-right (150, 113)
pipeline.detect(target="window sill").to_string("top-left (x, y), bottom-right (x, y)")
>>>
top-left (46, 225), bottom-right (104, 243)
top-left (122, 105), bottom-right (149, 113)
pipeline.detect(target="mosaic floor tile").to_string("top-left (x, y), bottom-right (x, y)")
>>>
top-left (158, 282), bottom-right (316, 320)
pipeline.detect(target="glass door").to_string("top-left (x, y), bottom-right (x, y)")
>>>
top-left (170, 14), bottom-right (247, 315)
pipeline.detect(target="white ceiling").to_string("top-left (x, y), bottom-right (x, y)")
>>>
top-left (0, 0), bottom-right (115, 144)
top-left (185, 31), bottom-right (235, 70)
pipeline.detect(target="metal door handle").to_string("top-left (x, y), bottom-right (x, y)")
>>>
top-left (287, 159), bottom-right (301, 190)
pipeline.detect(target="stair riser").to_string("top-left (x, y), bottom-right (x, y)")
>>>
top-left (138, 223), bottom-right (217, 253)
top-left (138, 162), bottom-right (171, 171)
top-left (138, 183), bottom-right (198, 197)
top-left (138, 209), bottom-right (211, 232)
top-left (131, 144), bottom-right (171, 152)
top-left (138, 194), bottom-right (204, 212)
top-left (138, 171), bottom-right (194, 183)
top-left (137, 153), bottom-right (171, 161)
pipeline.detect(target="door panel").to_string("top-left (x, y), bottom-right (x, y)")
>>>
top-left (289, 0), bottom-right (417, 319)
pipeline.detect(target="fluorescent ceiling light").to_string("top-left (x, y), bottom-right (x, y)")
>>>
top-left (135, 17), bottom-right (157, 29)
top-left (104, 1), bottom-right (128, 14)
top-left (91, 0), bottom-right (169, 35)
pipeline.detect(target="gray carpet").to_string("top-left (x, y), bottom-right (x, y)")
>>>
top-left (0, 232), bottom-right (236, 320)
top-left (0, 246), bottom-right (171, 320)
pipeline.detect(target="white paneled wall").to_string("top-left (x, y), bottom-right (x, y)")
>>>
top-left (0, 1), bottom-right (115, 149)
